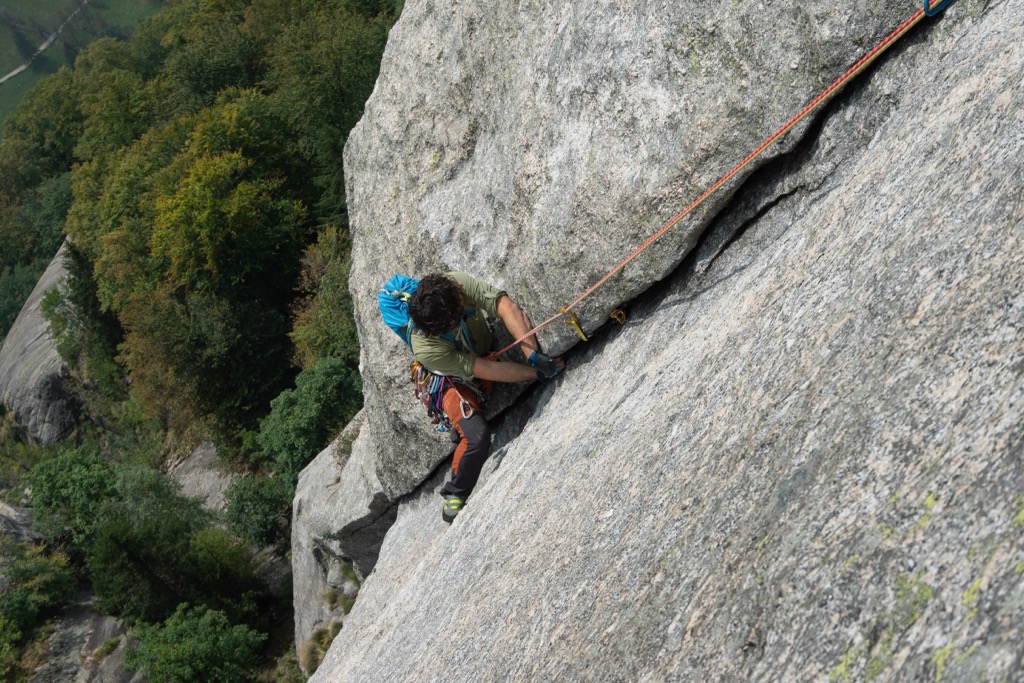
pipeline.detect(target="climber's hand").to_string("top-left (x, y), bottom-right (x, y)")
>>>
top-left (528, 351), bottom-right (563, 380)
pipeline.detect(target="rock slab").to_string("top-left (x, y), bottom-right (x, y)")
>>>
top-left (0, 243), bottom-right (76, 445)
top-left (307, 0), bottom-right (1024, 680)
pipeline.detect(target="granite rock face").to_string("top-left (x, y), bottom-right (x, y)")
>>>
top-left (168, 441), bottom-right (236, 512)
top-left (334, 0), bottom-right (927, 546)
top-left (0, 502), bottom-right (38, 544)
top-left (292, 412), bottom-right (373, 656)
top-left (0, 243), bottom-right (76, 445)
top-left (300, 0), bottom-right (1024, 679)
top-left (28, 594), bottom-right (144, 683)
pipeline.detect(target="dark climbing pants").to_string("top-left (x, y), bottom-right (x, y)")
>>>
top-left (438, 385), bottom-right (491, 497)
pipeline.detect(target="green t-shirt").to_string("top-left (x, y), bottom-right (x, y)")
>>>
top-left (409, 272), bottom-right (506, 381)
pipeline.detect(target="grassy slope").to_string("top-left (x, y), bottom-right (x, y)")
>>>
top-left (0, 0), bottom-right (163, 122)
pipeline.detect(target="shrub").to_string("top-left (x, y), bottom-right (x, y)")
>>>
top-left (85, 465), bottom-right (264, 625)
top-left (29, 445), bottom-right (116, 545)
top-left (257, 357), bottom-right (361, 482)
top-left (0, 617), bottom-right (20, 677)
top-left (124, 603), bottom-right (266, 683)
top-left (298, 622), bottom-right (341, 677)
top-left (0, 540), bottom-right (76, 672)
top-left (86, 466), bottom-right (207, 623)
top-left (289, 226), bottom-right (359, 368)
top-left (224, 475), bottom-right (292, 547)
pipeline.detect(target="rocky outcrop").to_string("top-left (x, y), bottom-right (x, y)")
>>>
top-left (0, 502), bottom-right (38, 544)
top-left (168, 441), bottom-right (235, 512)
top-left (0, 243), bottom-right (76, 445)
top-left (28, 594), bottom-right (143, 683)
top-left (291, 412), bottom-right (369, 661)
top-left (314, 0), bottom-right (944, 580)
top-left (298, 0), bottom-right (1023, 679)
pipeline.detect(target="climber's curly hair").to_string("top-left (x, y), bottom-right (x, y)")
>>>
top-left (408, 274), bottom-right (465, 336)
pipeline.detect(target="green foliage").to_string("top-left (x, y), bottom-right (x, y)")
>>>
top-left (263, 0), bottom-right (394, 222)
top-left (0, 616), bottom-right (20, 677)
top-left (290, 225), bottom-right (360, 368)
top-left (0, 541), bottom-right (76, 626)
top-left (150, 134), bottom-right (304, 290)
top-left (187, 527), bottom-right (265, 618)
top-left (68, 89), bottom-right (311, 433)
top-left (29, 444), bottom-right (116, 545)
top-left (124, 603), bottom-right (266, 683)
top-left (299, 622), bottom-right (341, 677)
top-left (85, 465), bottom-right (204, 622)
top-left (266, 645), bottom-right (308, 683)
top-left (74, 62), bottom-right (155, 160)
top-left (0, 0), bottom-right (408, 671)
top-left (0, 414), bottom-right (51, 505)
top-left (85, 465), bottom-right (264, 625)
top-left (0, 258), bottom-right (47, 338)
top-left (0, 540), bottom-right (76, 673)
top-left (158, 0), bottom-right (259, 116)
top-left (41, 242), bottom-right (125, 391)
top-left (1, 67), bottom-right (83, 174)
top-left (257, 357), bottom-right (362, 481)
top-left (5, 0), bottom-right (399, 439)
top-left (94, 636), bottom-right (121, 659)
top-left (224, 475), bottom-right (293, 547)
top-left (24, 172), bottom-right (72, 258)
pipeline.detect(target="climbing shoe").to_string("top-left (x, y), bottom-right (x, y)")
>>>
top-left (442, 495), bottom-right (466, 524)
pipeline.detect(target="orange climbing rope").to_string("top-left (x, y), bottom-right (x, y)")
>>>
top-left (493, 0), bottom-right (951, 359)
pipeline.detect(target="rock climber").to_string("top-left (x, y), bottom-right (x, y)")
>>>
top-left (407, 272), bottom-right (563, 523)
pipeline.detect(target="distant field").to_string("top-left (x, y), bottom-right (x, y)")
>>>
top-left (0, 0), bottom-right (163, 122)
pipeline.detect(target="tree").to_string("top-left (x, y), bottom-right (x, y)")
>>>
top-left (257, 357), bottom-right (362, 481)
top-left (29, 445), bottom-right (116, 546)
top-left (24, 172), bottom-right (72, 260)
top-left (0, 540), bottom-right (76, 675)
top-left (289, 225), bottom-right (360, 368)
top-left (263, 0), bottom-right (394, 223)
top-left (125, 603), bottom-right (266, 683)
top-left (86, 466), bottom-right (210, 623)
top-left (1, 67), bottom-right (83, 175)
top-left (0, 616), bottom-right (18, 677)
top-left (158, 0), bottom-right (260, 115)
top-left (85, 465), bottom-right (264, 625)
top-left (0, 541), bottom-right (76, 632)
top-left (224, 475), bottom-right (293, 547)
top-left (149, 149), bottom-right (303, 291)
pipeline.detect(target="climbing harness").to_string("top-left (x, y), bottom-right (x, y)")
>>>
top-left (410, 361), bottom-right (486, 432)
top-left (491, 0), bottom-right (955, 359)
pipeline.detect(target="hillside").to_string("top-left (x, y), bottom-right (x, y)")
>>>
top-left (295, 0), bottom-right (1024, 680)
top-left (0, 0), bottom-right (163, 122)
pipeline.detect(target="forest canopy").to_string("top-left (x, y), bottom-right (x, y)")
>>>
top-left (0, 0), bottom-right (396, 436)
top-left (1, 0), bottom-right (398, 677)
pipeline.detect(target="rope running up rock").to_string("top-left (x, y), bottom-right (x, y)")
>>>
top-left (492, 0), bottom-right (954, 360)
